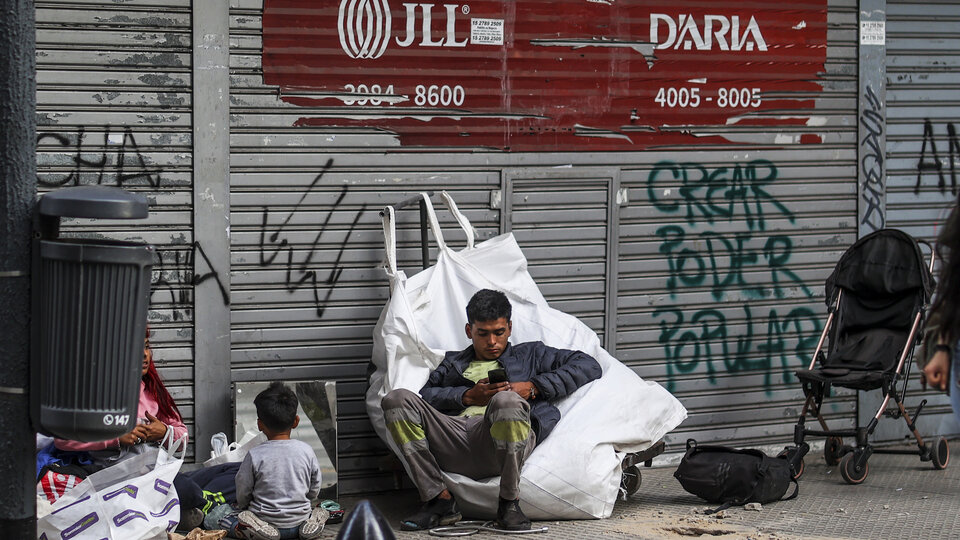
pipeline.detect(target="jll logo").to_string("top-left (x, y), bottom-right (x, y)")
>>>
top-left (339, 0), bottom-right (468, 59)
top-left (339, 0), bottom-right (392, 59)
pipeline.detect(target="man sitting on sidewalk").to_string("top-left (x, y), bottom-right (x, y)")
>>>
top-left (381, 289), bottom-right (602, 531)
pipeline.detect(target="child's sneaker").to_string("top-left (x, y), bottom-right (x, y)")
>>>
top-left (237, 510), bottom-right (281, 540)
top-left (298, 506), bottom-right (330, 540)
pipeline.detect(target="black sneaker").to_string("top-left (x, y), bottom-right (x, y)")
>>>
top-left (400, 495), bottom-right (461, 531)
top-left (495, 498), bottom-right (531, 531)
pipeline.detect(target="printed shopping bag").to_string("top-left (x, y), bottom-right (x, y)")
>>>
top-left (367, 192), bottom-right (687, 519)
top-left (37, 430), bottom-right (187, 540)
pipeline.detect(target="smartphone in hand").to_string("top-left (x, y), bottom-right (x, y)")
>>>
top-left (488, 368), bottom-right (507, 384)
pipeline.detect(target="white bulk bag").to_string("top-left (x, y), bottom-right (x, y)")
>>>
top-left (367, 192), bottom-right (686, 519)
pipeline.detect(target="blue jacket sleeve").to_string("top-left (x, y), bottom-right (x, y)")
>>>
top-left (419, 356), bottom-right (470, 413)
top-left (527, 343), bottom-right (602, 401)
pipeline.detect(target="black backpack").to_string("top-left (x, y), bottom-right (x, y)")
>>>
top-left (674, 439), bottom-right (799, 513)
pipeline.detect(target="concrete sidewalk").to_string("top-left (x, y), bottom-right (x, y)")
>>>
top-left (331, 447), bottom-right (959, 539)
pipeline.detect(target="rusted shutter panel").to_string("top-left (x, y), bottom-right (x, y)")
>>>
top-left (35, 0), bottom-right (196, 450)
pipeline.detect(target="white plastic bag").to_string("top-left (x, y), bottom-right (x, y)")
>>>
top-left (202, 429), bottom-right (266, 467)
top-left (37, 430), bottom-right (187, 540)
top-left (366, 192), bottom-right (687, 520)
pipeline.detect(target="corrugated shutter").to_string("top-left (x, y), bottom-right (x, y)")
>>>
top-left (34, 0), bottom-right (196, 449)
top-left (228, 0), bottom-right (860, 492)
top-left (617, 152), bottom-right (859, 447)
top-left (883, 0), bottom-right (960, 438)
top-left (504, 169), bottom-right (620, 346)
top-left (613, 0), bottom-right (862, 448)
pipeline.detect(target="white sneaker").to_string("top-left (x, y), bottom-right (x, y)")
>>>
top-left (299, 506), bottom-right (330, 540)
top-left (237, 510), bottom-right (280, 540)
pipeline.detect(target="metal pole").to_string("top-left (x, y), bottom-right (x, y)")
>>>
top-left (0, 0), bottom-right (37, 537)
top-left (379, 192), bottom-right (435, 270)
top-left (419, 198), bottom-right (429, 270)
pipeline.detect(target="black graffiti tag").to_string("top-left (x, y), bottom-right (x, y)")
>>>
top-left (37, 126), bottom-right (162, 188)
top-left (152, 242), bottom-right (229, 321)
top-left (860, 85), bottom-right (885, 231)
top-left (915, 119), bottom-right (960, 195)
top-left (258, 159), bottom-right (366, 318)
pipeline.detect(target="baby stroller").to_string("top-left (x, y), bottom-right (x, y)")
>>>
top-left (779, 229), bottom-right (949, 484)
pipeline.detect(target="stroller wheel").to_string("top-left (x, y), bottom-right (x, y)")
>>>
top-left (839, 452), bottom-right (868, 484)
top-left (620, 465), bottom-right (642, 498)
top-left (824, 437), bottom-right (843, 466)
top-left (792, 457), bottom-right (805, 480)
top-left (930, 437), bottom-right (950, 470)
top-left (777, 449), bottom-right (805, 480)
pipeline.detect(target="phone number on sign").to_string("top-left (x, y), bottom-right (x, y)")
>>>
top-left (342, 84), bottom-right (466, 107)
top-left (655, 87), bottom-right (762, 108)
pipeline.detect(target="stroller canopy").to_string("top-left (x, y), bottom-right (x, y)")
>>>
top-left (824, 229), bottom-right (933, 305)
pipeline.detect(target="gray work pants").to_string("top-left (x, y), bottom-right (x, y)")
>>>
top-left (381, 388), bottom-right (536, 502)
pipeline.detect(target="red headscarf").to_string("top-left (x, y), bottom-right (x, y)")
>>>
top-left (143, 327), bottom-right (182, 424)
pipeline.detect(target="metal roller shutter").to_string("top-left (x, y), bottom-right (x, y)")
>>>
top-left (227, 0), bottom-right (860, 492)
top-left (34, 0), bottom-right (196, 450)
top-left (29, 0), bottom-right (884, 494)
top-left (613, 0), bottom-right (861, 449)
top-left (882, 0), bottom-right (960, 440)
top-left (618, 150), bottom-right (859, 448)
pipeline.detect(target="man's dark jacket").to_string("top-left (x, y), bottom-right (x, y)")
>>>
top-left (419, 341), bottom-right (602, 442)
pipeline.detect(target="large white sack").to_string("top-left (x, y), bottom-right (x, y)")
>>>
top-left (367, 192), bottom-right (686, 519)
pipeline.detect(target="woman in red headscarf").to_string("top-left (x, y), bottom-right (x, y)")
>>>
top-left (54, 326), bottom-right (188, 461)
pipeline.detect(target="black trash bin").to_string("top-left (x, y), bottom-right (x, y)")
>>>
top-left (32, 186), bottom-right (154, 442)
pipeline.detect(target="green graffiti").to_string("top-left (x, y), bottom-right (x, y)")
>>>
top-left (658, 226), bottom-right (810, 301)
top-left (650, 159), bottom-right (819, 393)
top-left (655, 305), bottom-right (822, 394)
top-left (647, 159), bottom-right (793, 230)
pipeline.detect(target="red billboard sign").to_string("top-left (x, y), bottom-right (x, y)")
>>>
top-left (262, 0), bottom-right (828, 150)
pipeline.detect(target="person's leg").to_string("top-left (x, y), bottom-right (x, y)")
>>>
top-left (181, 461), bottom-right (242, 505)
top-left (274, 525), bottom-right (299, 540)
top-left (471, 391), bottom-right (536, 500)
top-left (468, 391), bottom-right (536, 530)
top-left (381, 388), bottom-right (472, 501)
top-left (173, 472), bottom-right (206, 511)
top-left (381, 388), bottom-right (469, 530)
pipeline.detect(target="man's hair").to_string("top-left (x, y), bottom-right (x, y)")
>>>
top-left (466, 289), bottom-right (512, 324)
top-left (254, 381), bottom-right (299, 432)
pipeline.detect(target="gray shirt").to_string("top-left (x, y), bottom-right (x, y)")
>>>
top-left (235, 439), bottom-right (321, 528)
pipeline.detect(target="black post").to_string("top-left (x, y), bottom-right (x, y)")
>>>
top-left (0, 0), bottom-right (37, 537)
top-left (419, 198), bottom-right (429, 270)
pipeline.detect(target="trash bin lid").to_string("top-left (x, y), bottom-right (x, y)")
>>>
top-left (39, 186), bottom-right (149, 219)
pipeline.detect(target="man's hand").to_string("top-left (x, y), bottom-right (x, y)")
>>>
top-left (923, 350), bottom-right (952, 391)
top-left (462, 378), bottom-right (510, 406)
top-left (509, 381), bottom-right (538, 400)
top-left (141, 411), bottom-right (169, 442)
